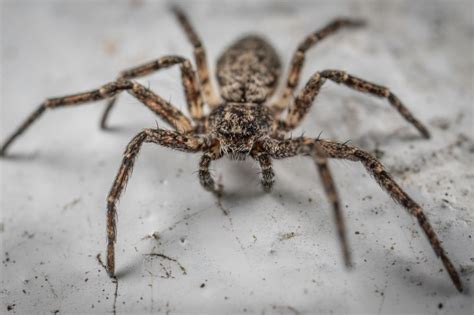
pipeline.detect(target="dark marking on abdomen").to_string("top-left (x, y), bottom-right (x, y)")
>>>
top-left (216, 35), bottom-right (281, 103)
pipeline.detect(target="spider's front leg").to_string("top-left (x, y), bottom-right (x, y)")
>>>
top-left (101, 55), bottom-right (205, 128)
top-left (252, 138), bottom-right (351, 266)
top-left (261, 137), bottom-right (463, 292)
top-left (106, 128), bottom-right (206, 277)
top-left (279, 70), bottom-right (430, 138)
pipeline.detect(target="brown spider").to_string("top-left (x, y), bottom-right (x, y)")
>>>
top-left (0, 7), bottom-right (463, 292)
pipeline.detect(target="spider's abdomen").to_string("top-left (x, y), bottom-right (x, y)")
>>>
top-left (216, 35), bottom-right (281, 103)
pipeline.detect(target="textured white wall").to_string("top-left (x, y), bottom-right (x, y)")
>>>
top-left (1, 0), bottom-right (473, 314)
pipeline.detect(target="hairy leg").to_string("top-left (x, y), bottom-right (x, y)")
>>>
top-left (0, 80), bottom-right (193, 156)
top-left (172, 6), bottom-right (221, 108)
top-left (251, 149), bottom-right (275, 192)
top-left (314, 154), bottom-right (351, 267)
top-left (260, 137), bottom-right (462, 292)
top-left (280, 70), bottom-right (430, 138)
top-left (106, 128), bottom-right (206, 277)
top-left (199, 143), bottom-right (223, 195)
top-left (273, 18), bottom-right (365, 113)
top-left (101, 55), bottom-right (204, 128)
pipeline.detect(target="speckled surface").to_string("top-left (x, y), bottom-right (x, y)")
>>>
top-left (1, 0), bottom-right (473, 314)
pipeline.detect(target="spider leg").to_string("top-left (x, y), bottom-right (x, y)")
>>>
top-left (0, 80), bottom-right (193, 156)
top-left (272, 18), bottom-right (365, 113)
top-left (101, 56), bottom-right (205, 128)
top-left (252, 139), bottom-right (350, 264)
top-left (261, 137), bottom-right (462, 292)
top-left (106, 128), bottom-right (206, 277)
top-left (199, 144), bottom-right (223, 195)
top-left (314, 154), bottom-right (352, 267)
top-left (279, 70), bottom-right (430, 138)
top-left (251, 149), bottom-right (275, 192)
top-left (172, 6), bottom-right (221, 108)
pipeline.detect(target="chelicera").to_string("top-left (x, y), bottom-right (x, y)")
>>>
top-left (0, 7), bottom-right (463, 292)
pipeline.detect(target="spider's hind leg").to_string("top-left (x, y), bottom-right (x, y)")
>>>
top-left (172, 6), bottom-right (221, 108)
top-left (273, 18), bottom-right (365, 113)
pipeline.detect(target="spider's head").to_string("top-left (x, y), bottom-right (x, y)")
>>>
top-left (209, 103), bottom-right (274, 160)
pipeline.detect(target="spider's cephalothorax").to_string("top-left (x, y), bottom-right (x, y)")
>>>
top-left (0, 7), bottom-right (463, 292)
top-left (208, 103), bottom-right (275, 160)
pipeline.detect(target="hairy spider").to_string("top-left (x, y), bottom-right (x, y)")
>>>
top-left (0, 7), bottom-right (463, 292)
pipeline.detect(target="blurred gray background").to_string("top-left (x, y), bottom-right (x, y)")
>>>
top-left (1, 0), bottom-right (473, 314)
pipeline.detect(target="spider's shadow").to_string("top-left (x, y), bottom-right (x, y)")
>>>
top-left (349, 129), bottom-right (427, 148)
top-left (113, 256), bottom-right (144, 280)
top-left (1, 151), bottom-right (40, 162)
top-left (209, 162), bottom-right (320, 213)
top-left (380, 254), bottom-right (470, 296)
top-left (100, 123), bottom-right (149, 135)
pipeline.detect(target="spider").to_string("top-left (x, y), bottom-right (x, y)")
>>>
top-left (0, 7), bottom-right (463, 292)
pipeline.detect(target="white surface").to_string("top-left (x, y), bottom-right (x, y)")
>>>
top-left (1, 0), bottom-right (473, 314)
